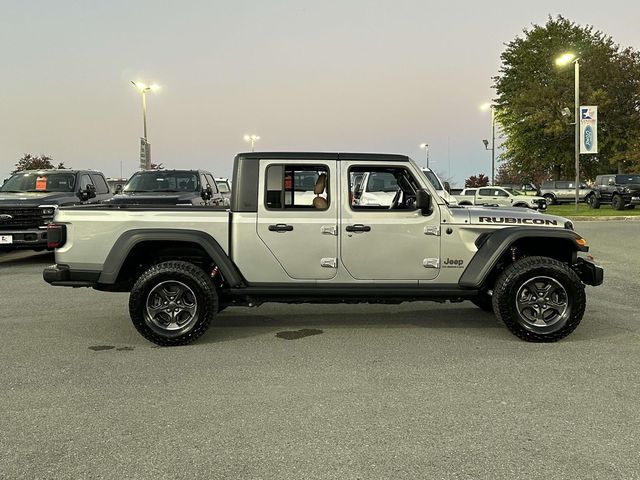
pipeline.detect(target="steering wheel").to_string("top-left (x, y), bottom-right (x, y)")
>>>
top-left (389, 189), bottom-right (402, 210)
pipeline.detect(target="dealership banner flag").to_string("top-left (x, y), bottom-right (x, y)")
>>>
top-left (580, 106), bottom-right (598, 154)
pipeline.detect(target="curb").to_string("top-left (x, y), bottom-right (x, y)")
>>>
top-left (568, 216), bottom-right (640, 221)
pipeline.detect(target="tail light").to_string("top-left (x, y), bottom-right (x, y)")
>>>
top-left (47, 223), bottom-right (67, 249)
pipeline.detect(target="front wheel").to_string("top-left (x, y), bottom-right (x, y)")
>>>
top-left (543, 194), bottom-right (556, 205)
top-left (586, 194), bottom-right (600, 209)
top-left (129, 261), bottom-right (218, 346)
top-left (492, 256), bottom-right (586, 342)
top-left (612, 194), bottom-right (625, 211)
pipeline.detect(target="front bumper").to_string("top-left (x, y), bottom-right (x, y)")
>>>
top-left (0, 228), bottom-right (48, 249)
top-left (43, 264), bottom-right (100, 287)
top-left (573, 257), bottom-right (604, 286)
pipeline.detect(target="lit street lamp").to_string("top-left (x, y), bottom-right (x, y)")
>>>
top-left (480, 102), bottom-right (496, 185)
top-left (131, 81), bottom-right (160, 170)
top-left (244, 134), bottom-right (260, 152)
top-left (419, 143), bottom-right (429, 168)
top-left (555, 52), bottom-right (581, 212)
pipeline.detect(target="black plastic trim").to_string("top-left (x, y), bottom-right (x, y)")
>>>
top-left (98, 229), bottom-right (245, 287)
top-left (233, 283), bottom-right (477, 299)
top-left (43, 264), bottom-right (100, 286)
top-left (459, 227), bottom-right (587, 288)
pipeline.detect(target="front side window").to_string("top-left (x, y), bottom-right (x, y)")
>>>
top-left (350, 166), bottom-right (419, 210)
top-left (80, 174), bottom-right (94, 190)
top-left (265, 164), bottom-right (329, 210)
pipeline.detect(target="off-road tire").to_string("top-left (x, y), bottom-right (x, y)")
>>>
top-left (129, 261), bottom-right (218, 346)
top-left (612, 194), bottom-right (625, 211)
top-left (492, 256), bottom-right (586, 342)
top-left (586, 194), bottom-right (600, 209)
top-left (471, 292), bottom-right (493, 312)
top-left (543, 194), bottom-right (556, 205)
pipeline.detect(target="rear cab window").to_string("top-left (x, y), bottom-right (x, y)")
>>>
top-left (265, 164), bottom-right (329, 210)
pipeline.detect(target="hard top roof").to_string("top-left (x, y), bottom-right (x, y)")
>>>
top-left (235, 152), bottom-right (411, 162)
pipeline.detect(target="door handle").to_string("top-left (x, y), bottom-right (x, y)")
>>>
top-left (345, 224), bottom-right (371, 233)
top-left (268, 224), bottom-right (294, 232)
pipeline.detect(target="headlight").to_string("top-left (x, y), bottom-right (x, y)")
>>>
top-left (40, 207), bottom-right (55, 215)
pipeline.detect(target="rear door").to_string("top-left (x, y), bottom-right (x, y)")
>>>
top-left (256, 159), bottom-right (338, 280)
top-left (476, 188), bottom-right (510, 206)
top-left (340, 161), bottom-right (441, 281)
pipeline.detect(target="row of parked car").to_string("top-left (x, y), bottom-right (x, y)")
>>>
top-left (457, 174), bottom-right (640, 210)
top-left (0, 168), bottom-right (231, 251)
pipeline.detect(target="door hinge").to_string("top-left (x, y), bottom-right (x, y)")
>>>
top-left (321, 225), bottom-right (337, 236)
top-left (320, 258), bottom-right (337, 268)
top-left (423, 258), bottom-right (440, 269)
top-left (423, 226), bottom-right (441, 236)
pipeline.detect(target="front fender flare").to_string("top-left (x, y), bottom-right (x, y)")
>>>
top-left (459, 227), bottom-right (586, 289)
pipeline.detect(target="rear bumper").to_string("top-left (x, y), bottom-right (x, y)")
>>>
top-left (43, 264), bottom-right (100, 287)
top-left (574, 257), bottom-right (604, 286)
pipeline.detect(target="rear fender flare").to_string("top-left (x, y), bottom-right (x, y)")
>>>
top-left (98, 229), bottom-right (245, 287)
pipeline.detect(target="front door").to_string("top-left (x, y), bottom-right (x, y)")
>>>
top-left (257, 159), bottom-right (338, 280)
top-left (340, 162), bottom-right (441, 281)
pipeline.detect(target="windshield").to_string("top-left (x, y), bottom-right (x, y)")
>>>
top-left (0, 172), bottom-right (76, 193)
top-left (215, 180), bottom-right (230, 193)
top-left (124, 172), bottom-right (199, 192)
top-left (421, 169), bottom-right (443, 191)
top-left (616, 175), bottom-right (640, 185)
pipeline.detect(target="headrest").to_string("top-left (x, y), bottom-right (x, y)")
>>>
top-left (314, 174), bottom-right (327, 195)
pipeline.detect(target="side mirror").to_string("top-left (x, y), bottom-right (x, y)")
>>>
top-left (443, 181), bottom-right (451, 193)
top-left (115, 184), bottom-right (123, 194)
top-left (78, 184), bottom-right (96, 201)
top-left (201, 185), bottom-right (213, 201)
top-left (608, 179), bottom-right (615, 186)
top-left (415, 189), bottom-right (432, 215)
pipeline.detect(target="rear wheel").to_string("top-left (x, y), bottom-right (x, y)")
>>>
top-left (586, 194), bottom-right (600, 209)
top-left (543, 194), bottom-right (556, 205)
top-left (612, 194), bottom-right (625, 211)
top-left (492, 256), bottom-right (585, 342)
top-left (129, 261), bottom-right (218, 346)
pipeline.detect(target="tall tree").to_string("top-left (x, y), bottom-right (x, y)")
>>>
top-left (494, 16), bottom-right (640, 180)
top-left (13, 154), bottom-right (65, 174)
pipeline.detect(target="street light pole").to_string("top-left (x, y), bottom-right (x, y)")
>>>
top-left (555, 53), bottom-right (581, 213)
top-left (481, 103), bottom-right (496, 185)
top-left (131, 81), bottom-right (159, 170)
top-left (244, 134), bottom-right (260, 152)
top-left (420, 143), bottom-right (429, 169)
top-left (490, 107), bottom-right (496, 185)
top-left (573, 59), bottom-right (580, 213)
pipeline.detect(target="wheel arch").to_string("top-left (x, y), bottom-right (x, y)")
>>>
top-left (98, 229), bottom-right (245, 288)
top-left (459, 227), bottom-right (587, 289)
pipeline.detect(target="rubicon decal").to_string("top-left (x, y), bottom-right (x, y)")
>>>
top-left (479, 217), bottom-right (558, 225)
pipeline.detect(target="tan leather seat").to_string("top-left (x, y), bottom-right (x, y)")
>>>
top-left (313, 173), bottom-right (328, 209)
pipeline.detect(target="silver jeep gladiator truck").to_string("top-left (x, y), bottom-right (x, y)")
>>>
top-left (44, 152), bottom-right (603, 345)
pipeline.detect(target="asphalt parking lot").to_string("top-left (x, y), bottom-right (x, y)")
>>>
top-left (1, 221), bottom-right (639, 480)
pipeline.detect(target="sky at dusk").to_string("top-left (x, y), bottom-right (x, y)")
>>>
top-left (1, 0), bottom-right (639, 185)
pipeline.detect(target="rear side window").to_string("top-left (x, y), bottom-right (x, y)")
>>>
top-left (556, 181), bottom-right (569, 189)
top-left (478, 188), bottom-right (493, 196)
top-left (265, 164), bottom-right (329, 210)
top-left (90, 174), bottom-right (109, 194)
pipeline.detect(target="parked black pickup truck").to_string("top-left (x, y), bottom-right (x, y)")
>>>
top-left (107, 169), bottom-right (225, 206)
top-left (0, 169), bottom-right (111, 251)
